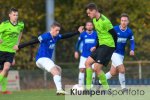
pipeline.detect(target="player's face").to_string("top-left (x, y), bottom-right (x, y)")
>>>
top-left (9, 11), bottom-right (18, 22)
top-left (85, 22), bottom-right (93, 31)
top-left (51, 26), bottom-right (60, 37)
top-left (120, 17), bottom-right (129, 28)
top-left (86, 9), bottom-right (96, 19)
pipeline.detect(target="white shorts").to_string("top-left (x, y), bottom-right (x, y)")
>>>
top-left (36, 57), bottom-right (56, 72)
top-left (79, 56), bottom-right (94, 69)
top-left (111, 53), bottom-right (124, 68)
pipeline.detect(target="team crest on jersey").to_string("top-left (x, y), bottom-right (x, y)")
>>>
top-left (49, 44), bottom-right (55, 49)
top-left (50, 40), bottom-right (52, 42)
top-left (117, 33), bottom-right (120, 35)
top-left (84, 35), bottom-right (87, 38)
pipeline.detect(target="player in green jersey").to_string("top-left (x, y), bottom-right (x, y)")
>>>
top-left (0, 8), bottom-right (24, 94)
top-left (78, 3), bottom-right (117, 90)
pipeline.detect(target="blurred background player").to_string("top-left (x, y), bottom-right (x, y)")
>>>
top-left (17, 22), bottom-right (79, 95)
top-left (105, 13), bottom-right (135, 90)
top-left (79, 3), bottom-right (117, 90)
top-left (0, 8), bottom-right (24, 94)
top-left (74, 21), bottom-right (97, 86)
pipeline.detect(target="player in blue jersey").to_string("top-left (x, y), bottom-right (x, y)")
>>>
top-left (105, 13), bottom-right (135, 90)
top-left (74, 21), bottom-right (97, 86)
top-left (17, 22), bottom-right (79, 95)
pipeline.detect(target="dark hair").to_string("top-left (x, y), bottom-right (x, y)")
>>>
top-left (9, 8), bottom-right (18, 14)
top-left (51, 21), bottom-right (61, 28)
top-left (120, 13), bottom-right (129, 19)
top-left (85, 3), bottom-right (98, 11)
top-left (85, 21), bottom-right (93, 26)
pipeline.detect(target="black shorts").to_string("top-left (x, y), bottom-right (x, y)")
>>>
top-left (0, 51), bottom-right (15, 70)
top-left (90, 45), bottom-right (115, 66)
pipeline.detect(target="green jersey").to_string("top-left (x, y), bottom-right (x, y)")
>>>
top-left (0, 20), bottom-right (24, 53)
top-left (93, 14), bottom-right (115, 47)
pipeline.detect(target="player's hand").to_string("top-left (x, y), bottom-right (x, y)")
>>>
top-left (13, 45), bottom-right (19, 51)
top-left (78, 26), bottom-right (84, 33)
top-left (90, 47), bottom-right (96, 52)
top-left (74, 51), bottom-right (79, 59)
top-left (12, 59), bottom-right (15, 66)
top-left (130, 50), bottom-right (134, 56)
top-left (0, 39), bottom-right (3, 44)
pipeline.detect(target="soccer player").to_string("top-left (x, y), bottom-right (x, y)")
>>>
top-left (17, 22), bottom-right (79, 95)
top-left (0, 8), bottom-right (24, 94)
top-left (105, 13), bottom-right (135, 90)
top-left (74, 21), bottom-right (97, 86)
top-left (78, 3), bottom-right (117, 90)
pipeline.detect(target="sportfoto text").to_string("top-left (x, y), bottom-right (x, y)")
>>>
top-left (70, 88), bottom-right (145, 97)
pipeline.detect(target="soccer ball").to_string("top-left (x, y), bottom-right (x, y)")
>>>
top-left (72, 84), bottom-right (84, 91)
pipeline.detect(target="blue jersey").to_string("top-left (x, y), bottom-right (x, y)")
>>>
top-left (35, 32), bottom-right (62, 61)
top-left (114, 25), bottom-right (135, 56)
top-left (75, 31), bottom-right (97, 58)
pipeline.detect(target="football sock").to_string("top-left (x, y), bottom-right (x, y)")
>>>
top-left (78, 72), bottom-right (84, 85)
top-left (1, 77), bottom-right (7, 92)
top-left (0, 74), bottom-right (4, 82)
top-left (53, 75), bottom-right (62, 91)
top-left (92, 72), bottom-right (96, 85)
top-left (98, 71), bottom-right (109, 90)
top-left (119, 73), bottom-right (125, 89)
top-left (86, 68), bottom-right (92, 89)
top-left (105, 72), bottom-right (112, 79)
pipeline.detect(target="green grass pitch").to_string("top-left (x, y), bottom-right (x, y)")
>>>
top-left (0, 89), bottom-right (64, 100)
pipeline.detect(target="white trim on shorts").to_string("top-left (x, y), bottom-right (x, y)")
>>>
top-left (111, 53), bottom-right (124, 68)
top-left (79, 56), bottom-right (94, 69)
top-left (36, 57), bottom-right (56, 72)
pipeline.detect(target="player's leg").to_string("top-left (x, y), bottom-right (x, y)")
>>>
top-left (36, 58), bottom-right (66, 95)
top-left (79, 68), bottom-right (85, 85)
top-left (95, 46), bottom-right (115, 90)
top-left (0, 62), bottom-right (12, 94)
top-left (85, 56), bottom-right (95, 89)
top-left (78, 56), bottom-right (86, 86)
top-left (109, 53), bottom-right (125, 89)
top-left (105, 65), bottom-right (118, 79)
top-left (0, 52), bottom-right (15, 94)
top-left (1, 58), bottom-right (15, 94)
top-left (117, 64), bottom-right (126, 89)
top-left (94, 63), bottom-right (109, 90)
top-left (105, 53), bottom-right (120, 80)
top-left (91, 64), bottom-right (96, 85)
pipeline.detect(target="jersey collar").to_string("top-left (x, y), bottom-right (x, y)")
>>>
top-left (119, 25), bottom-right (127, 32)
top-left (9, 20), bottom-right (18, 26)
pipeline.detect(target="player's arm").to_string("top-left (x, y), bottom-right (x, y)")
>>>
top-left (13, 22), bottom-right (25, 50)
top-left (0, 34), bottom-right (2, 43)
top-left (13, 32), bottom-right (23, 50)
top-left (0, 22), bottom-right (5, 43)
top-left (17, 32), bottom-right (23, 45)
top-left (108, 28), bottom-right (118, 47)
top-left (18, 38), bottom-right (39, 49)
top-left (74, 34), bottom-right (83, 59)
top-left (60, 32), bottom-right (79, 39)
top-left (103, 19), bottom-right (118, 48)
top-left (129, 33), bottom-right (135, 56)
top-left (18, 33), bottom-right (49, 49)
top-left (95, 35), bottom-right (99, 48)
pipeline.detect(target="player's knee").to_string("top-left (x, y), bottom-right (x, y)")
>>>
top-left (85, 61), bottom-right (90, 68)
top-left (3, 65), bottom-right (10, 72)
top-left (56, 66), bottom-right (62, 73)
top-left (110, 71), bottom-right (116, 76)
top-left (118, 66), bottom-right (125, 73)
top-left (50, 66), bottom-right (61, 76)
top-left (80, 68), bottom-right (85, 73)
top-left (119, 69), bottom-right (125, 74)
